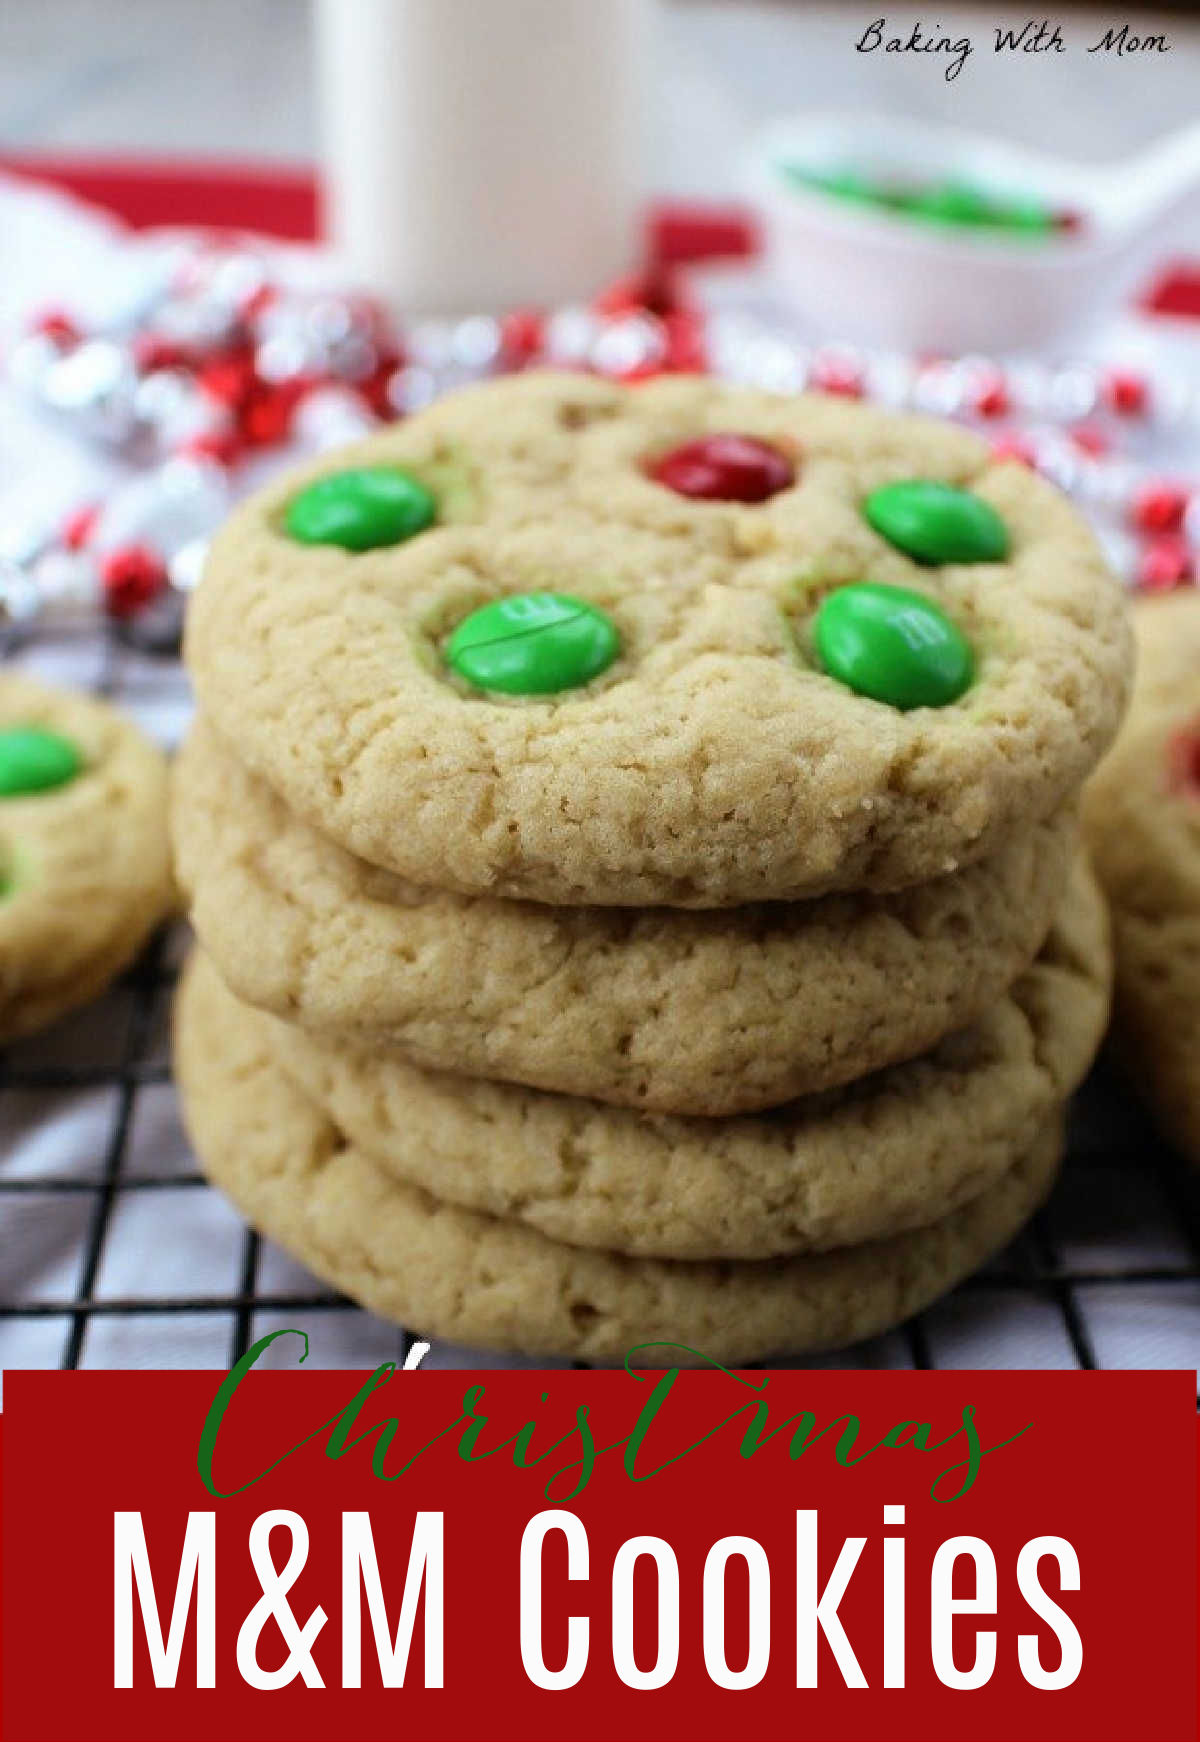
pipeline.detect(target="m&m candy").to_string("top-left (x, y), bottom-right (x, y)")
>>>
top-left (447, 593), bottom-right (620, 696)
top-left (0, 727), bottom-right (84, 797)
top-left (783, 165), bottom-right (1065, 238)
top-left (907, 181), bottom-right (1055, 235)
top-left (646, 434), bottom-right (795, 503)
top-left (864, 479), bottom-right (1009, 565)
top-left (814, 582), bottom-right (974, 710)
top-left (285, 466), bottom-right (436, 551)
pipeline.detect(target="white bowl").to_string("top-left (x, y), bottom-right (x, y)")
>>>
top-left (749, 110), bottom-right (1200, 354)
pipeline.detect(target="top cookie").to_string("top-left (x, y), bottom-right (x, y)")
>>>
top-left (187, 372), bottom-right (1132, 905)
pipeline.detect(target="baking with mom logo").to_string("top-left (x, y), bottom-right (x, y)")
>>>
top-left (855, 17), bottom-right (1172, 81)
top-left (111, 1333), bottom-right (1080, 1696)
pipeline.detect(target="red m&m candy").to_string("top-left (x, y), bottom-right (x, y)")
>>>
top-left (646, 434), bottom-right (795, 503)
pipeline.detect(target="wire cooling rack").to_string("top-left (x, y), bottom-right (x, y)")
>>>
top-left (1, 624), bottom-right (1199, 1385)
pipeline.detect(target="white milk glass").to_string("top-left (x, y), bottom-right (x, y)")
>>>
top-left (315, 0), bottom-right (651, 313)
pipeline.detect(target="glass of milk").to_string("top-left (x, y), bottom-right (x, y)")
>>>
top-left (314, 0), bottom-right (652, 314)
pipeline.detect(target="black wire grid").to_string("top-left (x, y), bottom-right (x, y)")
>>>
top-left (1, 626), bottom-right (1199, 1381)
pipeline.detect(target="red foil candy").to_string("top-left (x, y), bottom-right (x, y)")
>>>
top-left (1070, 423), bottom-right (1110, 457)
top-left (197, 349), bottom-right (258, 410)
top-left (1103, 368), bottom-right (1150, 417)
top-left (1131, 482), bottom-right (1190, 537)
top-left (237, 282), bottom-right (278, 322)
top-left (60, 503), bottom-right (99, 552)
top-left (240, 380), bottom-right (309, 447)
top-left (499, 309), bottom-right (546, 366)
top-left (647, 433), bottom-right (795, 502)
top-left (100, 545), bottom-right (168, 619)
top-left (971, 372), bottom-right (1010, 419)
top-left (178, 427), bottom-right (243, 467)
top-left (358, 344), bottom-right (404, 417)
top-left (30, 307), bottom-right (80, 347)
top-left (1137, 539), bottom-right (1195, 594)
top-left (133, 334), bottom-right (196, 374)
top-left (809, 357), bottom-right (864, 398)
top-left (990, 432), bottom-right (1038, 468)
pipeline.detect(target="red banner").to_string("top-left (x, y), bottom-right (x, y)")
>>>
top-left (1, 1343), bottom-right (1196, 1741)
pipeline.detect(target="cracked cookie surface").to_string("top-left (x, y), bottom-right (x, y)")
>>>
top-left (175, 720), bottom-right (1079, 1113)
top-left (186, 372), bottom-right (1131, 906)
top-left (191, 856), bottom-right (1109, 1260)
top-left (0, 675), bottom-right (173, 1043)
top-left (1083, 591), bottom-right (1200, 1165)
top-left (175, 947), bottom-right (1066, 1365)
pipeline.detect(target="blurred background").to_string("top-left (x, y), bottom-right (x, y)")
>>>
top-left (1, 2), bottom-right (1197, 183)
top-left (1, 2), bottom-right (1199, 1377)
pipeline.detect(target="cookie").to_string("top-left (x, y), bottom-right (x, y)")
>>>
top-left (175, 950), bottom-right (1065, 1365)
top-left (1123, 587), bottom-right (1200, 723)
top-left (1082, 591), bottom-right (1200, 1164)
top-left (193, 855), bottom-right (1108, 1259)
top-left (0, 676), bottom-right (173, 1043)
top-left (186, 372), bottom-right (1131, 906)
top-left (174, 720), bottom-right (1079, 1113)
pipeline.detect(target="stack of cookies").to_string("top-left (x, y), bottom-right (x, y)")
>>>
top-left (173, 373), bottom-right (1131, 1364)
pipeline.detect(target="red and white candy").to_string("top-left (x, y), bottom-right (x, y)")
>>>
top-left (4, 240), bottom-right (1199, 641)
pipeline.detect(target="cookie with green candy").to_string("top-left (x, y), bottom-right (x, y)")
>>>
top-left (187, 371), bottom-right (1131, 904)
top-left (0, 675), bottom-right (173, 1044)
top-left (0, 725), bottom-right (84, 796)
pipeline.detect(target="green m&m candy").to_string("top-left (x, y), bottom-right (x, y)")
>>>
top-left (907, 179), bottom-right (997, 227)
top-left (907, 180), bottom-right (1056, 235)
top-left (863, 479), bottom-right (1009, 565)
top-left (783, 165), bottom-right (876, 207)
top-left (0, 727), bottom-right (84, 796)
top-left (285, 466), bottom-right (436, 551)
top-left (447, 593), bottom-right (620, 696)
top-left (814, 582), bottom-right (974, 710)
